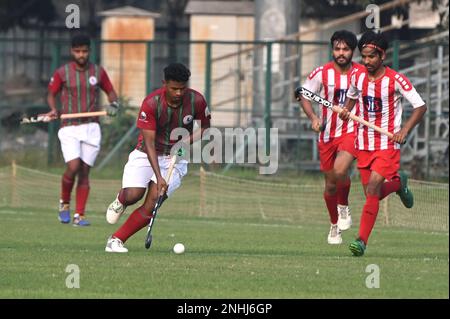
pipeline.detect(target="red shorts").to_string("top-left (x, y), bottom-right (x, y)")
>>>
top-left (357, 149), bottom-right (400, 185)
top-left (318, 133), bottom-right (358, 172)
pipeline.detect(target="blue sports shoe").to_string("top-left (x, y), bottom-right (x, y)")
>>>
top-left (58, 201), bottom-right (71, 224)
top-left (73, 213), bottom-right (91, 227)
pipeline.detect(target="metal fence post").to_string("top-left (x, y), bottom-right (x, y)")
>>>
top-left (205, 42), bottom-right (212, 106)
top-left (48, 41), bottom-right (61, 166)
top-left (91, 39), bottom-right (97, 64)
top-left (265, 41), bottom-right (272, 155)
top-left (119, 42), bottom-right (124, 97)
top-left (392, 40), bottom-right (399, 70)
top-left (146, 41), bottom-right (152, 95)
top-left (425, 45), bottom-right (433, 179)
top-left (236, 43), bottom-right (242, 127)
top-left (328, 42), bottom-right (333, 62)
top-left (436, 45), bottom-right (443, 138)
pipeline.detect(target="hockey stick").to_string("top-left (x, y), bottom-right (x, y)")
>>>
top-left (20, 111), bottom-right (107, 124)
top-left (296, 86), bottom-right (403, 142)
top-left (144, 154), bottom-right (178, 249)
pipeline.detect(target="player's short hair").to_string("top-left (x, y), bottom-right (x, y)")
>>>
top-left (330, 30), bottom-right (357, 51)
top-left (164, 63), bottom-right (191, 83)
top-left (358, 30), bottom-right (388, 56)
top-left (71, 33), bottom-right (91, 48)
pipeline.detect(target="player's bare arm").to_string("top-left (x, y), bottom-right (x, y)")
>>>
top-left (45, 91), bottom-right (59, 120)
top-left (339, 97), bottom-right (357, 121)
top-left (141, 129), bottom-right (168, 195)
top-left (104, 89), bottom-right (120, 116)
top-left (107, 89), bottom-right (118, 104)
top-left (299, 96), bottom-right (321, 132)
top-left (392, 104), bottom-right (427, 144)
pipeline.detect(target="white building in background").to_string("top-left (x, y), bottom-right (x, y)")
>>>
top-left (186, 1), bottom-right (255, 128)
top-left (98, 6), bottom-right (160, 108)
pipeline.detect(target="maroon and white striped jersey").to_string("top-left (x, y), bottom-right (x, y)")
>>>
top-left (347, 66), bottom-right (425, 151)
top-left (48, 61), bottom-right (114, 126)
top-left (302, 61), bottom-right (363, 143)
top-left (136, 87), bottom-right (211, 155)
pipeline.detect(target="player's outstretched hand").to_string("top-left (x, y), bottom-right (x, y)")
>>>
top-left (106, 101), bottom-right (120, 116)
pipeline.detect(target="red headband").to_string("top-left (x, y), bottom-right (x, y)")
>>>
top-left (362, 43), bottom-right (385, 54)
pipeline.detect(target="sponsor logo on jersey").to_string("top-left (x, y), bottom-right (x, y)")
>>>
top-left (333, 89), bottom-right (348, 106)
top-left (139, 111), bottom-right (147, 121)
top-left (363, 96), bottom-right (383, 113)
top-left (205, 107), bottom-right (211, 118)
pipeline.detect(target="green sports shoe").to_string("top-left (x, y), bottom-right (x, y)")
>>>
top-left (349, 238), bottom-right (366, 257)
top-left (396, 171), bottom-right (414, 208)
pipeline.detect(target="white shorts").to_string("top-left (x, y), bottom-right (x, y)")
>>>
top-left (122, 149), bottom-right (188, 197)
top-left (58, 122), bottom-right (101, 167)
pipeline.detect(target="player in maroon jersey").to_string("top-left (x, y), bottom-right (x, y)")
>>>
top-left (340, 31), bottom-right (427, 256)
top-left (298, 30), bottom-right (363, 244)
top-left (44, 33), bottom-right (119, 226)
top-left (105, 63), bottom-right (211, 253)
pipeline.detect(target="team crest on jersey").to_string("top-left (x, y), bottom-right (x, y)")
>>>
top-left (139, 111), bottom-right (147, 121)
top-left (89, 76), bottom-right (98, 86)
top-left (183, 115), bottom-right (194, 125)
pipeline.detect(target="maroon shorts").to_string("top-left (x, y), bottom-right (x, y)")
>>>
top-left (318, 133), bottom-right (358, 172)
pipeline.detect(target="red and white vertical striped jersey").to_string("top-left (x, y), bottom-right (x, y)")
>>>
top-left (347, 66), bottom-right (425, 151)
top-left (302, 61), bottom-right (363, 143)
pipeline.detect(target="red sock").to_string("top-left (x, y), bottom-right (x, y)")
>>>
top-left (336, 178), bottom-right (351, 206)
top-left (113, 206), bottom-right (152, 243)
top-left (358, 195), bottom-right (380, 245)
top-left (379, 179), bottom-right (401, 200)
top-left (75, 180), bottom-right (90, 216)
top-left (324, 192), bottom-right (338, 224)
top-left (61, 173), bottom-right (75, 203)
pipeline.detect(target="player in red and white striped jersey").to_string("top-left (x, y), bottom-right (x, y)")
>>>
top-left (44, 34), bottom-right (119, 226)
top-left (340, 31), bottom-right (427, 256)
top-left (300, 30), bottom-right (362, 244)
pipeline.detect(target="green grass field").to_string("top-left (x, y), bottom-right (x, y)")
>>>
top-left (0, 206), bottom-right (448, 298)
